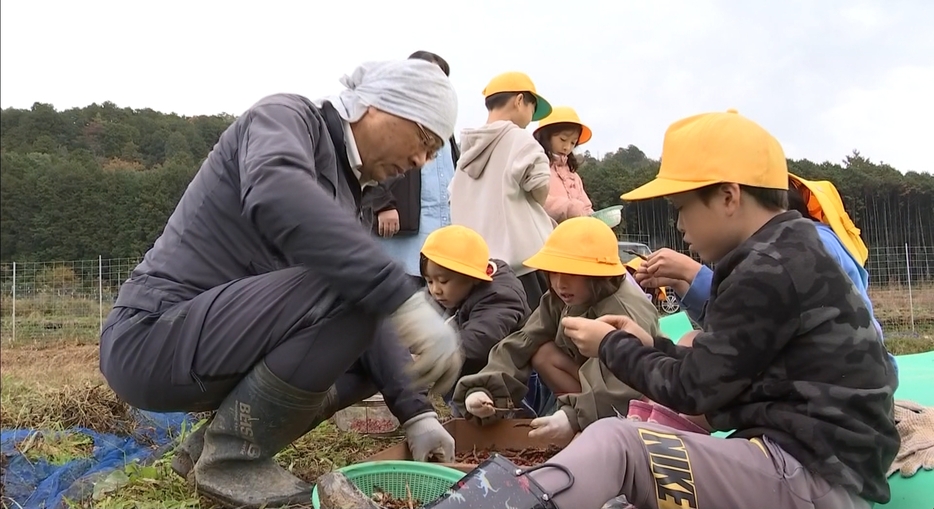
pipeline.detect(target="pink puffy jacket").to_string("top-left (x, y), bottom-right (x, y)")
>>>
top-left (544, 155), bottom-right (594, 223)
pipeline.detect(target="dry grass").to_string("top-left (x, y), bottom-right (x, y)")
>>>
top-left (0, 345), bottom-right (137, 435)
top-left (869, 283), bottom-right (934, 329)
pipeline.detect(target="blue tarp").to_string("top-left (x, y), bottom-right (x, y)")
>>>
top-left (1, 409), bottom-right (194, 509)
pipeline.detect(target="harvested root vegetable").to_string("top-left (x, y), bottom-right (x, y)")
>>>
top-left (453, 445), bottom-right (562, 466)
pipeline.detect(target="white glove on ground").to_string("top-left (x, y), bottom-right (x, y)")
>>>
top-left (529, 410), bottom-right (574, 444)
top-left (388, 292), bottom-right (463, 395)
top-left (889, 400), bottom-right (934, 477)
top-left (403, 412), bottom-right (455, 462)
top-left (464, 391), bottom-right (495, 418)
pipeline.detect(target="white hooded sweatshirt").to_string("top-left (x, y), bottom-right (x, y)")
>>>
top-left (449, 120), bottom-right (555, 277)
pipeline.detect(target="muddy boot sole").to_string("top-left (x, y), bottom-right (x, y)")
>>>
top-left (195, 457), bottom-right (311, 509)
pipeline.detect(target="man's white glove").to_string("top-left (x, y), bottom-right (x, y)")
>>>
top-left (388, 292), bottom-right (463, 395)
top-left (403, 412), bottom-right (455, 462)
top-left (529, 410), bottom-right (574, 444)
top-left (464, 391), bottom-right (496, 418)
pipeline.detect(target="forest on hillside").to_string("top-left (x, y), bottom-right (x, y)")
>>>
top-left (1, 102), bottom-right (932, 273)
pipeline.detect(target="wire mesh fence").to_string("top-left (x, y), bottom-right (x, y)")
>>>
top-left (0, 247), bottom-right (932, 345)
top-left (0, 257), bottom-right (141, 345)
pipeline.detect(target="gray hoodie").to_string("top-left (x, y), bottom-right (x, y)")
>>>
top-left (449, 120), bottom-right (554, 277)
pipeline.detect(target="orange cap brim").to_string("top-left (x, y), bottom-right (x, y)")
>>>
top-left (424, 255), bottom-right (493, 282)
top-left (523, 252), bottom-right (626, 277)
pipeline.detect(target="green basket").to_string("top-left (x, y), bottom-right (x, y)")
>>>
top-left (311, 460), bottom-right (466, 508)
top-left (591, 205), bottom-right (623, 228)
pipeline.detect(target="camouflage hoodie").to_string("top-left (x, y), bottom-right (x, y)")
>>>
top-left (598, 211), bottom-right (899, 503)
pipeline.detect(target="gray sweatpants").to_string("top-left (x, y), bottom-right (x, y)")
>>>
top-left (529, 418), bottom-right (869, 509)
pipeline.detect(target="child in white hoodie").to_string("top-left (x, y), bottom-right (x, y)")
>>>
top-left (449, 71), bottom-right (555, 312)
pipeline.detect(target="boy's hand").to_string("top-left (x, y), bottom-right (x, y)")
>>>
top-left (464, 392), bottom-right (495, 418)
top-left (529, 410), bottom-right (574, 445)
top-left (377, 209), bottom-right (400, 238)
top-left (596, 315), bottom-right (654, 347)
top-left (635, 248), bottom-right (702, 296)
top-left (561, 316), bottom-right (616, 357)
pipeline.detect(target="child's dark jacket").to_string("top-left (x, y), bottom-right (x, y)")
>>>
top-left (599, 211), bottom-right (899, 503)
top-left (452, 259), bottom-right (530, 377)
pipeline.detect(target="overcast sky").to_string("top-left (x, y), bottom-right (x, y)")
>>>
top-left (2, 0), bottom-right (931, 173)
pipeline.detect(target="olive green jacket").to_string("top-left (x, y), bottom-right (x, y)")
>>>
top-left (453, 280), bottom-right (661, 431)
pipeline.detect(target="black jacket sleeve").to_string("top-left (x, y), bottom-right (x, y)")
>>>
top-left (598, 253), bottom-right (800, 415)
top-left (365, 178), bottom-right (400, 214)
top-left (359, 322), bottom-right (433, 423)
top-left (458, 286), bottom-right (528, 373)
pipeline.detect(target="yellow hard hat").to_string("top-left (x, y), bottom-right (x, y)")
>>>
top-left (523, 217), bottom-right (625, 277)
top-left (535, 106), bottom-right (592, 145)
top-left (421, 225), bottom-right (493, 281)
top-left (483, 71), bottom-right (552, 121)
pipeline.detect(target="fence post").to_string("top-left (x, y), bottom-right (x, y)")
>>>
top-left (11, 262), bottom-right (15, 344)
top-left (905, 243), bottom-right (914, 332)
top-left (99, 255), bottom-right (104, 334)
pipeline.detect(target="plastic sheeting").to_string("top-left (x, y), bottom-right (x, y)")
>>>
top-left (1, 409), bottom-right (194, 509)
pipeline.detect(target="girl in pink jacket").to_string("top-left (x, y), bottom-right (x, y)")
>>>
top-left (533, 106), bottom-right (594, 223)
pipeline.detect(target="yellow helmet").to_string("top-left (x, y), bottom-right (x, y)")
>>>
top-left (421, 225), bottom-right (493, 281)
top-left (534, 106), bottom-right (592, 145)
top-left (524, 217), bottom-right (625, 277)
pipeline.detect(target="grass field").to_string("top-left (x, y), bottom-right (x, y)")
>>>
top-left (1, 286), bottom-right (932, 508)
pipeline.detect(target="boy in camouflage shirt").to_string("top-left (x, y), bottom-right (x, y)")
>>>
top-left (515, 109), bottom-right (899, 509)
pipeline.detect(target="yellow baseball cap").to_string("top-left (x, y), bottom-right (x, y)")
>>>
top-left (789, 173), bottom-right (869, 266)
top-left (621, 109), bottom-right (788, 201)
top-left (534, 106), bottom-right (593, 145)
top-left (523, 217), bottom-right (625, 277)
top-left (420, 225), bottom-right (493, 281)
top-left (483, 71), bottom-right (552, 121)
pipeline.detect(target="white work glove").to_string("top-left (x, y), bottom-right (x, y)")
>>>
top-left (464, 391), bottom-right (496, 419)
top-left (403, 412), bottom-right (455, 462)
top-left (388, 291), bottom-right (463, 395)
top-left (888, 400), bottom-right (934, 477)
top-left (529, 410), bottom-right (574, 444)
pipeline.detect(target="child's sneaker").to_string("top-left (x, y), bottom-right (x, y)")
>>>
top-left (626, 400), bottom-right (653, 422)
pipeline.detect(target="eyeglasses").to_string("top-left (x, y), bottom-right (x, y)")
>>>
top-left (415, 122), bottom-right (443, 159)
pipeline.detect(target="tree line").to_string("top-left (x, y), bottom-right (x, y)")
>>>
top-left (1, 102), bottom-right (932, 283)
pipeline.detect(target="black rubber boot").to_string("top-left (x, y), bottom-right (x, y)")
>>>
top-left (170, 419), bottom-right (208, 480)
top-left (420, 455), bottom-right (573, 508)
top-left (170, 384), bottom-right (340, 480)
top-left (192, 361), bottom-right (335, 508)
